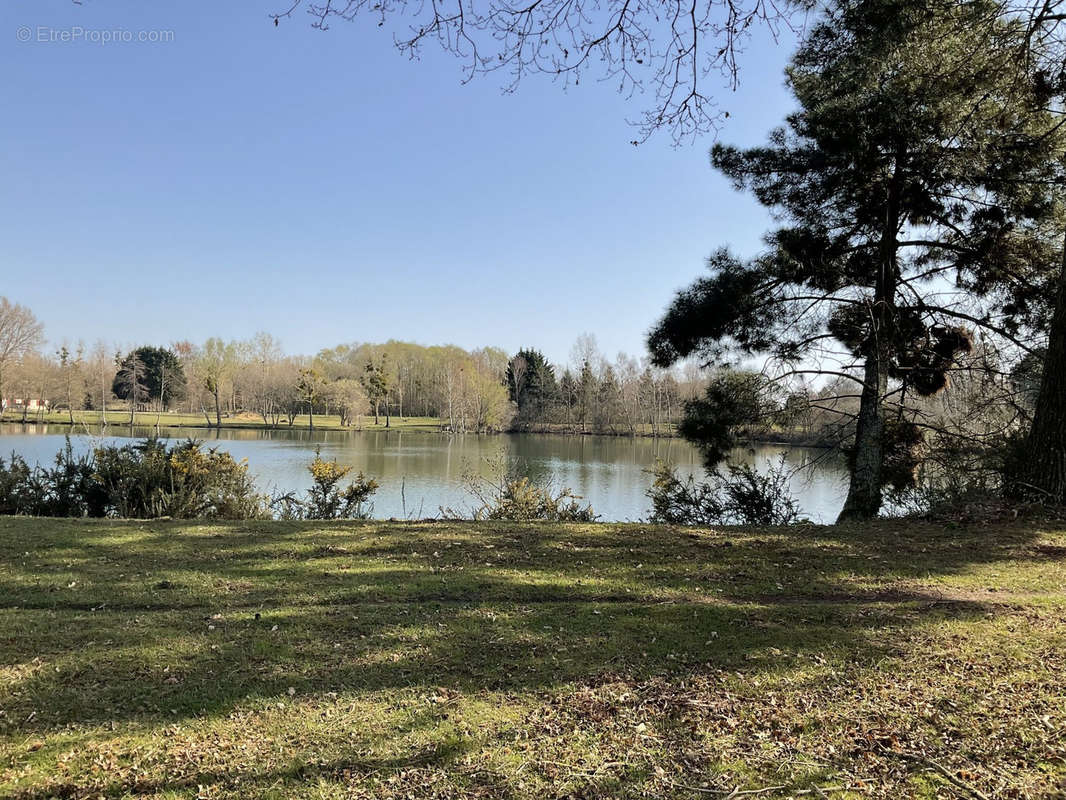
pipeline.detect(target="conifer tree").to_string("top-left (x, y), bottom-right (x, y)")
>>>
top-left (649, 0), bottom-right (1064, 520)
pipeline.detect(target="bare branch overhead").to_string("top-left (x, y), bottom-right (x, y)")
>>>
top-left (271, 0), bottom-right (807, 143)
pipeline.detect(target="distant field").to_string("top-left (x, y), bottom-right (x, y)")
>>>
top-left (0, 409), bottom-right (444, 433)
top-left (1, 517), bottom-right (1063, 798)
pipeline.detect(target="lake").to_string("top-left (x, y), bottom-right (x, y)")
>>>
top-left (0, 424), bottom-right (848, 522)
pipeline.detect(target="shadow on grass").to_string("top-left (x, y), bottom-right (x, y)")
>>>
top-left (10, 731), bottom-right (504, 800)
top-left (0, 517), bottom-right (1042, 736)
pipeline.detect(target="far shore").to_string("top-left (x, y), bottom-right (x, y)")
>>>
top-left (0, 409), bottom-right (835, 448)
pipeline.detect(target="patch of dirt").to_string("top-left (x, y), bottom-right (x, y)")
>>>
top-left (1031, 543), bottom-right (1066, 560)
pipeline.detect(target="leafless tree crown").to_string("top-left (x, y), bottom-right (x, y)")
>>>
top-left (272, 0), bottom-right (804, 143)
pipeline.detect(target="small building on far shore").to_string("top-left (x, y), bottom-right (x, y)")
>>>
top-left (1, 397), bottom-right (49, 413)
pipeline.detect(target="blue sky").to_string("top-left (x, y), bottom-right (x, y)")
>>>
top-left (1, 1), bottom-right (797, 365)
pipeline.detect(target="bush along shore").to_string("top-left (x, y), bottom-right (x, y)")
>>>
top-left (0, 438), bottom-right (379, 521)
top-left (0, 438), bottom-right (601, 523)
top-left (3, 435), bottom-right (831, 525)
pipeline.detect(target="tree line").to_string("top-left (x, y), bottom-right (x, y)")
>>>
top-left (0, 308), bottom-right (711, 436)
top-left (1, 289), bottom-right (1039, 469)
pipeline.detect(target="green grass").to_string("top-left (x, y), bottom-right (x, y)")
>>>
top-left (0, 410), bottom-right (444, 433)
top-left (1, 518), bottom-right (1064, 798)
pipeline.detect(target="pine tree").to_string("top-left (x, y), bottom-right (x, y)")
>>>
top-left (649, 0), bottom-right (1064, 520)
top-left (506, 349), bottom-right (558, 425)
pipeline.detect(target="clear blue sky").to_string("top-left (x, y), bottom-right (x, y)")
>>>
top-left (1, 1), bottom-right (797, 365)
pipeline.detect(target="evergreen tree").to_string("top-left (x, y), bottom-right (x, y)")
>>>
top-left (297, 367), bottom-right (322, 432)
top-left (577, 359), bottom-right (597, 433)
top-left (113, 346), bottom-right (187, 410)
top-left (506, 349), bottom-right (557, 423)
top-left (1003, 2), bottom-right (1066, 502)
top-left (362, 357), bottom-right (390, 425)
top-left (558, 369), bottom-right (577, 426)
top-left (597, 364), bottom-right (622, 432)
top-left (649, 0), bottom-right (1064, 520)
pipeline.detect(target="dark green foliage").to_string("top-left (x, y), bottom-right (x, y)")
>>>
top-left (0, 439), bottom-right (266, 519)
top-left (678, 371), bottom-right (770, 469)
top-left (93, 439), bottom-right (266, 519)
top-left (506, 349), bottom-right (558, 423)
top-left (647, 251), bottom-right (774, 366)
top-left (0, 440), bottom-right (391, 520)
top-left (892, 324), bottom-right (973, 398)
top-left (646, 460), bottom-right (801, 526)
top-left (362, 358), bottom-right (389, 421)
top-left (649, 0), bottom-right (1065, 520)
top-left (878, 419), bottom-right (925, 494)
top-left (0, 441), bottom-right (104, 517)
top-left (826, 305), bottom-right (976, 397)
top-left (112, 346), bottom-right (187, 408)
top-left (0, 454), bottom-right (32, 515)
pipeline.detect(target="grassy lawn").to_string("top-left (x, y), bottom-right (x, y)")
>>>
top-left (0, 410), bottom-right (444, 434)
top-left (1, 518), bottom-right (1064, 798)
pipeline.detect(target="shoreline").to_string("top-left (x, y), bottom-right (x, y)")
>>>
top-left (0, 412), bottom-right (835, 448)
top-left (0, 411), bottom-right (835, 448)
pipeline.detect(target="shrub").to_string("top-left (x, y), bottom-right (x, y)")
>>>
top-left (480, 476), bottom-right (596, 522)
top-left (447, 453), bottom-right (596, 522)
top-left (646, 459), bottom-right (802, 526)
top-left (1, 441), bottom-right (105, 517)
top-left (272, 451), bottom-right (379, 520)
top-left (890, 433), bottom-right (1043, 521)
top-left (92, 438), bottom-right (268, 519)
top-left (1, 438), bottom-right (269, 519)
top-left (0, 453), bottom-right (36, 515)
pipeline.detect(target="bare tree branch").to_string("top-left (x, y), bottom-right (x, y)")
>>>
top-left (268, 0), bottom-right (807, 143)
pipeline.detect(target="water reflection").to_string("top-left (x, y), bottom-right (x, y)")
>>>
top-left (0, 424), bottom-right (847, 522)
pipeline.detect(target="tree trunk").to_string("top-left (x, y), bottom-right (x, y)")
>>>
top-left (838, 347), bottom-right (889, 521)
top-left (308, 397), bottom-right (314, 432)
top-left (214, 385), bottom-right (222, 428)
top-left (101, 371), bottom-right (108, 429)
top-left (838, 150), bottom-right (903, 522)
top-left (1017, 234), bottom-right (1066, 500)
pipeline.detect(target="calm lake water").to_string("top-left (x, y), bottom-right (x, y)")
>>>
top-left (0, 424), bottom-right (848, 522)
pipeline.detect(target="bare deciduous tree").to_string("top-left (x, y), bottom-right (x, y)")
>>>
top-left (0, 297), bottom-right (44, 414)
top-left (114, 353), bottom-right (148, 425)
